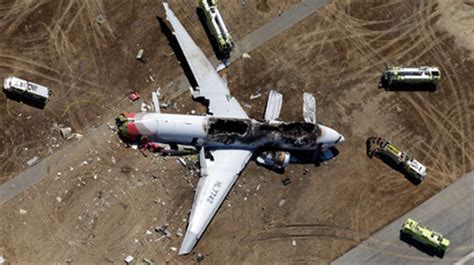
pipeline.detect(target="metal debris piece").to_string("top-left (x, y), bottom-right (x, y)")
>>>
top-left (396, 105), bottom-right (402, 113)
top-left (196, 253), bottom-right (204, 263)
top-left (129, 92), bottom-right (141, 101)
top-left (143, 258), bottom-right (154, 265)
top-left (141, 102), bottom-right (148, 113)
top-left (292, 239), bottom-right (297, 246)
top-left (145, 230), bottom-right (153, 235)
top-left (282, 178), bottom-right (291, 186)
top-left (278, 199), bottom-right (286, 207)
top-left (170, 247), bottom-right (177, 252)
top-left (59, 127), bottom-right (72, 139)
top-left (0, 256), bottom-right (5, 265)
top-left (96, 14), bottom-right (106, 24)
top-left (250, 93), bottom-right (261, 100)
top-left (124, 255), bottom-right (134, 264)
top-left (242, 52), bottom-right (251, 59)
top-left (19, 209), bottom-right (27, 215)
top-left (136, 49), bottom-right (144, 61)
top-left (177, 158), bottom-right (187, 166)
top-left (176, 228), bottom-right (183, 237)
top-left (26, 156), bottom-right (39, 166)
top-left (155, 225), bottom-right (171, 237)
top-left (56, 196), bottom-right (62, 203)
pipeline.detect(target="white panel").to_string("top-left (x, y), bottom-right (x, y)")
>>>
top-left (303, 92), bottom-right (316, 124)
top-left (264, 90), bottom-right (283, 121)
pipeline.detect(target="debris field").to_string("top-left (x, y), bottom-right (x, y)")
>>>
top-left (0, 0), bottom-right (473, 264)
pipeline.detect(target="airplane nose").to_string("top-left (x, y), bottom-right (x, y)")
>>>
top-left (318, 125), bottom-right (345, 146)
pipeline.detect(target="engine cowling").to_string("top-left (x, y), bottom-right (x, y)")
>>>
top-left (256, 151), bottom-right (290, 170)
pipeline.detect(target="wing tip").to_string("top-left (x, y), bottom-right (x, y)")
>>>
top-left (178, 231), bottom-right (199, 255)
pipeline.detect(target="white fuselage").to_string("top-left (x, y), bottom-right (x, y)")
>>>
top-left (119, 113), bottom-right (344, 151)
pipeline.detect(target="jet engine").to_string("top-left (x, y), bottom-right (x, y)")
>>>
top-left (256, 151), bottom-right (290, 170)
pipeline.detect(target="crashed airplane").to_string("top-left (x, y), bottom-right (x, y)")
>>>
top-left (115, 2), bottom-right (345, 255)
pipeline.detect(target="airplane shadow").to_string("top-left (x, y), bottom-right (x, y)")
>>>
top-left (378, 77), bottom-right (437, 92)
top-left (156, 16), bottom-right (199, 89)
top-left (399, 231), bottom-right (446, 258)
top-left (3, 90), bottom-right (46, 109)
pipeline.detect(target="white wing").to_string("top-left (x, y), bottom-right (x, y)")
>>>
top-left (264, 90), bottom-right (283, 121)
top-left (179, 148), bottom-right (252, 255)
top-left (163, 3), bottom-right (248, 119)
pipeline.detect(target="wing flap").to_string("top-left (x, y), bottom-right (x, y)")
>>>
top-left (303, 92), bottom-right (316, 124)
top-left (264, 90), bottom-right (283, 121)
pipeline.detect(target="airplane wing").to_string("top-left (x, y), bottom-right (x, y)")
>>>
top-left (303, 92), bottom-right (316, 124)
top-left (163, 2), bottom-right (248, 119)
top-left (179, 148), bottom-right (252, 255)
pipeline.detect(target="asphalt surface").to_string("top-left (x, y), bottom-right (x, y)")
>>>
top-left (332, 171), bottom-right (474, 265)
top-left (0, 0), bottom-right (329, 204)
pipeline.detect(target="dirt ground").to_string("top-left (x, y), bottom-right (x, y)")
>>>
top-left (0, 0), bottom-right (473, 264)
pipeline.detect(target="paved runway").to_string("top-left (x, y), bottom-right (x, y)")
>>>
top-left (332, 172), bottom-right (474, 265)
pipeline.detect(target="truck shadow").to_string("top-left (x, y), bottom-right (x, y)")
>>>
top-left (3, 90), bottom-right (46, 109)
top-left (399, 231), bottom-right (446, 258)
top-left (378, 77), bottom-right (437, 92)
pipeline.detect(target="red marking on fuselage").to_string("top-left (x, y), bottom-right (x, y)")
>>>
top-left (127, 122), bottom-right (141, 141)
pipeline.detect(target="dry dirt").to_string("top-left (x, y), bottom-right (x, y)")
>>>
top-left (0, 0), bottom-right (473, 264)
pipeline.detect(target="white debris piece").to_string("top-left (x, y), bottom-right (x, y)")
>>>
top-left (19, 209), bottom-right (27, 215)
top-left (250, 93), bottom-right (261, 100)
top-left (256, 184), bottom-right (261, 191)
top-left (111, 156), bottom-right (116, 164)
top-left (176, 228), bottom-right (183, 237)
top-left (292, 239), bottom-right (297, 247)
top-left (177, 158), bottom-right (187, 166)
top-left (125, 255), bottom-right (134, 264)
top-left (278, 199), bottom-right (286, 207)
top-left (136, 49), bottom-right (144, 61)
top-left (0, 256), bottom-right (5, 264)
top-left (170, 247), bottom-right (177, 252)
top-left (56, 196), bottom-right (63, 203)
top-left (27, 156), bottom-right (39, 166)
top-left (145, 230), bottom-right (153, 235)
top-left (141, 102), bottom-right (148, 113)
top-left (242, 52), bottom-right (251, 59)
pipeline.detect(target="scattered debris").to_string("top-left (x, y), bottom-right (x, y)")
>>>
top-left (292, 239), bottom-right (297, 247)
top-left (111, 156), bottom-right (117, 164)
top-left (140, 102), bottom-right (148, 113)
top-left (155, 225), bottom-right (171, 237)
top-left (278, 199), bottom-right (286, 207)
top-left (136, 49), bottom-right (144, 62)
top-left (395, 105), bottom-right (402, 113)
top-left (142, 258), bottom-right (154, 265)
top-left (56, 196), bottom-right (62, 203)
top-left (177, 158), bottom-right (187, 166)
top-left (96, 14), bottom-right (106, 24)
top-left (249, 93), bottom-right (261, 100)
top-left (129, 92), bottom-right (141, 101)
top-left (145, 230), bottom-right (153, 235)
top-left (107, 122), bottom-right (117, 131)
top-left (256, 184), bottom-right (261, 191)
top-left (0, 256), bottom-right (5, 265)
top-left (282, 178), bottom-right (291, 186)
top-left (121, 166), bottom-right (132, 174)
top-left (124, 255), bottom-right (134, 264)
top-left (242, 52), bottom-right (251, 59)
top-left (19, 209), bottom-right (27, 215)
top-left (27, 156), bottom-right (39, 167)
top-left (176, 228), bottom-right (183, 237)
top-left (59, 127), bottom-right (72, 139)
top-left (196, 253), bottom-right (204, 263)
top-left (170, 247), bottom-right (177, 252)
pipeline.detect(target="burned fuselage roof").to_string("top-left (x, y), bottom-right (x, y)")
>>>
top-left (206, 117), bottom-right (321, 149)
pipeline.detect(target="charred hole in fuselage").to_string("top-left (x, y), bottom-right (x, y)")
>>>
top-left (208, 119), bottom-right (249, 135)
